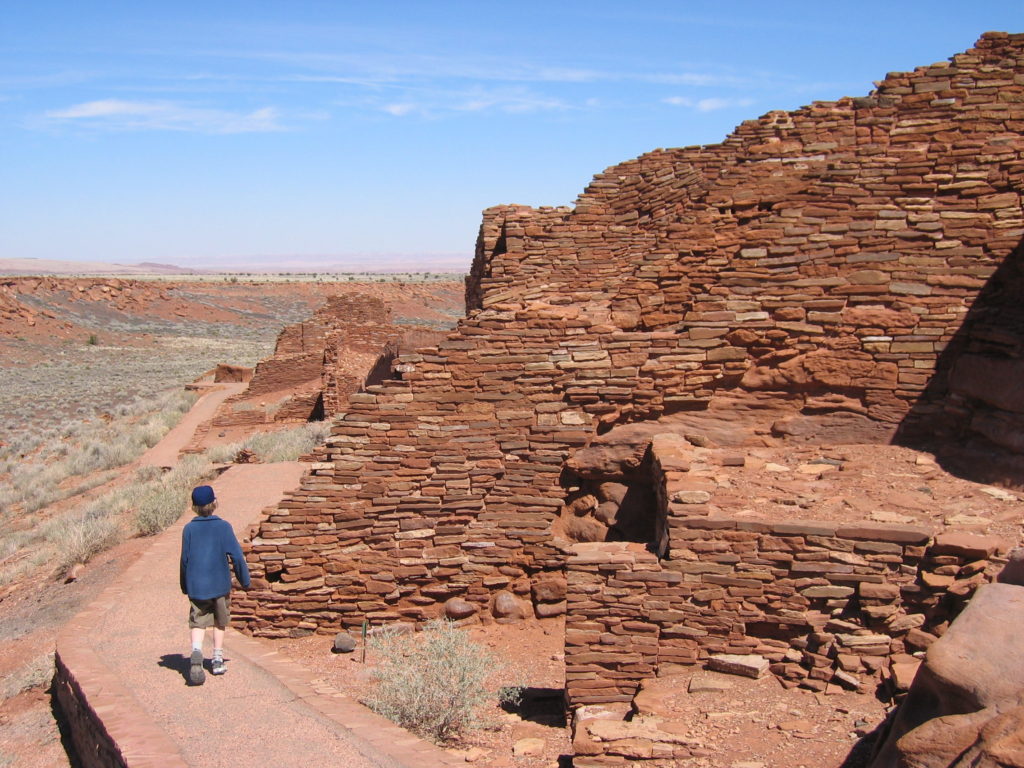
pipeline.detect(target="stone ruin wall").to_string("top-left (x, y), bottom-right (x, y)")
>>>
top-left (213, 294), bottom-right (406, 428)
top-left (564, 436), bottom-right (1007, 707)
top-left (240, 32), bottom-right (1024, 656)
top-left (566, 524), bottom-right (1005, 767)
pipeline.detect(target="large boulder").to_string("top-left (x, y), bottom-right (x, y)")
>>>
top-left (870, 583), bottom-right (1024, 768)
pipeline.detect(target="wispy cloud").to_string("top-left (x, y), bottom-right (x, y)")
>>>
top-left (44, 98), bottom-right (288, 133)
top-left (379, 85), bottom-right (568, 118)
top-left (663, 95), bottom-right (755, 112)
top-left (199, 47), bottom-right (761, 90)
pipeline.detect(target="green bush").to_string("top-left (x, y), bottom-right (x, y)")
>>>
top-left (364, 619), bottom-right (518, 743)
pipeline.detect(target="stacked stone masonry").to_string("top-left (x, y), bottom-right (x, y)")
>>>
top-left (213, 294), bottom-right (431, 428)
top-left (242, 31), bottom-right (1024, 676)
top-left (564, 524), bottom-right (1005, 707)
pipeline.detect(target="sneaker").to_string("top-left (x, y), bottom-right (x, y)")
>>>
top-left (189, 649), bottom-right (206, 686)
top-left (211, 656), bottom-right (226, 676)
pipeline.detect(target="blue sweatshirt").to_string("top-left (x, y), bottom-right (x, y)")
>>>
top-left (179, 514), bottom-right (250, 600)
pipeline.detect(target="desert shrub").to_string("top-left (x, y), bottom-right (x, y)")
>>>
top-left (133, 454), bottom-right (212, 536)
top-left (364, 619), bottom-right (518, 743)
top-left (242, 422), bottom-right (331, 463)
top-left (46, 509), bottom-right (123, 570)
top-left (67, 469), bottom-right (119, 498)
top-left (203, 422), bottom-right (330, 465)
top-left (1, 652), bottom-right (54, 700)
top-left (204, 441), bottom-right (242, 464)
top-left (19, 482), bottom-right (62, 514)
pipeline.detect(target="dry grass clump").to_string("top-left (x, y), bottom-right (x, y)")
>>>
top-left (1, 651), bottom-right (55, 701)
top-left (205, 421), bottom-right (331, 464)
top-left (131, 455), bottom-right (212, 536)
top-left (45, 510), bottom-right (124, 572)
top-left (365, 619), bottom-right (521, 744)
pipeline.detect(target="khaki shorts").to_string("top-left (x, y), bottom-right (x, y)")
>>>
top-left (188, 595), bottom-right (231, 629)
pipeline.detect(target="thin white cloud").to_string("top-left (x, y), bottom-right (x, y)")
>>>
top-left (382, 102), bottom-right (417, 116)
top-left (663, 95), bottom-right (755, 112)
top-left (378, 86), bottom-right (567, 118)
top-left (44, 98), bottom-right (287, 133)
top-left (202, 47), bottom-right (759, 90)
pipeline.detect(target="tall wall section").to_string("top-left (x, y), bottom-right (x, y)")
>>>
top-left (241, 33), bottom-right (1024, 636)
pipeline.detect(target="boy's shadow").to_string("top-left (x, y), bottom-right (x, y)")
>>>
top-left (158, 653), bottom-right (194, 685)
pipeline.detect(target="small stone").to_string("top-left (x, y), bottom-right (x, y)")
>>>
top-left (688, 673), bottom-right (734, 693)
top-left (904, 628), bottom-right (939, 651)
top-left (777, 718), bottom-right (815, 732)
top-left (980, 486), bottom-right (1018, 502)
top-left (886, 613), bottom-right (926, 632)
top-left (492, 590), bottom-right (527, 621)
top-left (532, 577), bottom-right (567, 602)
top-left (459, 747), bottom-right (487, 763)
top-left (801, 585), bottom-right (855, 599)
top-left (707, 654), bottom-right (769, 679)
top-left (837, 633), bottom-right (890, 648)
top-left (830, 669), bottom-right (861, 690)
top-left (673, 490), bottom-right (712, 504)
top-left (890, 660), bottom-right (921, 691)
top-left (332, 632), bottom-right (357, 653)
top-left (921, 571), bottom-right (955, 589)
top-left (943, 513), bottom-right (989, 527)
top-left (535, 600), bottom-right (566, 618)
top-left (870, 510), bottom-right (914, 524)
top-left (999, 547), bottom-right (1024, 586)
top-left (444, 597), bottom-right (477, 620)
top-left (512, 738), bottom-right (546, 757)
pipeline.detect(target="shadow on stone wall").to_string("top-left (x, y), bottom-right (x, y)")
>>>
top-left (895, 233), bottom-right (1024, 488)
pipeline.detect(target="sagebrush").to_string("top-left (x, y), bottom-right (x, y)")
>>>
top-left (364, 619), bottom-right (519, 743)
top-left (205, 421), bottom-right (331, 464)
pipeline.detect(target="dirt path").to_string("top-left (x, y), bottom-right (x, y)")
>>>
top-left (76, 462), bottom-right (398, 767)
top-left (58, 462), bottom-right (464, 767)
top-left (139, 382), bottom-right (246, 467)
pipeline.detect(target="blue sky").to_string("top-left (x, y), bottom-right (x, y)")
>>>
top-left (2, 1), bottom-right (1022, 271)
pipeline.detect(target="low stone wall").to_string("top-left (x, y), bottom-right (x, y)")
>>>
top-left (53, 653), bottom-right (129, 768)
top-left (53, 597), bottom-right (187, 768)
top-left (564, 523), bottom-right (1006, 763)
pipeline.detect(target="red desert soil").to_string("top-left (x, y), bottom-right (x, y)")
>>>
top-left (0, 277), bottom-right (463, 361)
top-left (273, 615), bottom-right (887, 768)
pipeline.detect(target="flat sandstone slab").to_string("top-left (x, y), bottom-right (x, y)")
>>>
top-left (707, 654), bottom-right (769, 679)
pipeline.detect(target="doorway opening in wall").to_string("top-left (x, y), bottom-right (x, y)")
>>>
top-left (555, 442), bottom-right (667, 557)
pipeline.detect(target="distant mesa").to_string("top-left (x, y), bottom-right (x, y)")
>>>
top-left (0, 255), bottom-right (471, 276)
top-left (0, 257), bottom-right (205, 276)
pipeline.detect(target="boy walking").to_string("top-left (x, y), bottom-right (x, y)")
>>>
top-left (179, 484), bottom-right (250, 686)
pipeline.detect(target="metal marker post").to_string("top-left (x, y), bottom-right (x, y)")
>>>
top-left (361, 619), bottom-right (367, 664)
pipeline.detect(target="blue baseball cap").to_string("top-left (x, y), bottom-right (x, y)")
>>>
top-left (191, 485), bottom-right (216, 506)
